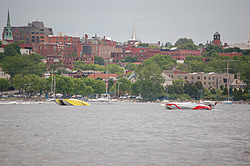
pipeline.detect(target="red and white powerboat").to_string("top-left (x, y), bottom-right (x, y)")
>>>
top-left (160, 102), bottom-right (211, 110)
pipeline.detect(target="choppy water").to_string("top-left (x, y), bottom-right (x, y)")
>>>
top-left (0, 101), bottom-right (250, 166)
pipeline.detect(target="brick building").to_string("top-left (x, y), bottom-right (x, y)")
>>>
top-left (2, 18), bottom-right (53, 43)
top-left (111, 47), bottom-right (201, 62)
top-left (163, 69), bottom-right (234, 90)
top-left (81, 34), bottom-right (120, 60)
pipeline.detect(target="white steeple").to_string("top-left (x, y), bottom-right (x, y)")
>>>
top-left (246, 27), bottom-right (250, 45)
top-left (131, 22), bottom-right (137, 41)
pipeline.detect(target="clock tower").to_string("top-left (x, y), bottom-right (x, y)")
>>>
top-left (213, 31), bottom-right (221, 46)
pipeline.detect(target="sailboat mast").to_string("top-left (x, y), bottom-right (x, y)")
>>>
top-left (227, 59), bottom-right (229, 100)
top-left (51, 70), bottom-right (53, 95)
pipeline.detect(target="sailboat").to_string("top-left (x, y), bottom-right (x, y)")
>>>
top-left (222, 59), bottom-right (233, 104)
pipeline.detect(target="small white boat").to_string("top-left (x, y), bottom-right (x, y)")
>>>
top-left (222, 100), bottom-right (233, 104)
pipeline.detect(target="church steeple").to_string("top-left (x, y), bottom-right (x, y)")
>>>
top-left (131, 22), bottom-right (137, 41)
top-left (4, 10), bottom-right (13, 41)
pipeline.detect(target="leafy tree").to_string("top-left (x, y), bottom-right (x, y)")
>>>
top-left (124, 56), bottom-right (139, 63)
top-left (108, 78), bottom-right (114, 92)
top-left (92, 79), bottom-right (106, 96)
top-left (136, 60), bottom-right (164, 101)
top-left (125, 63), bottom-right (138, 71)
top-left (190, 84), bottom-right (199, 99)
top-left (106, 64), bottom-right (124, 77)
top-left (73, 78), bottom-right (86, 96)
top-left (175, 37), bottom-right (194, 45)
top-left (70, 52), bottom-right (78, 57)
top-left (94, 56), bottom-right (105, 65)
top-left (222, 87), bottom-right (228, 95)
top-left (116, 78), bottom-right (132, 95)
top-left (131, 81), bottom-right (140, 96)
top-left (73, 60), bottom-right (85, 70)
top-left (147, 45), bottom-right (158, 49)
top-left (11, 74), bottom-right (30, 94)
top-left (3, 44), bottom-right (20, 57)
top-left (1, 54), bottom-right (46, 78)
top-left (178, 43), bottom-right (197, 50)
top-left (0, 78), bottom-right (11, 96)
top-left (137, 43), bottom-right (149, 47)
top-left (55, 75), bottom-right (74, 96)
top-left (17, 40), bottom-right (27, 43)
top-left (147, 54), bottom-right (176, 70)
top-left (165, 42), bottom-right (172, 48)
top-left (0, 41), bottom-right (2, 48)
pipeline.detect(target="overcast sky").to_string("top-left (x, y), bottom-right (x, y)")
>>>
top-left (1, 0), bottom-right (250, 45)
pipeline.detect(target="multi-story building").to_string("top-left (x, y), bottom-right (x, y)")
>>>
top-left (81, 34), bottom-right (118, 60)
top-left (2, 19), bottom-right (53, 44)
top-left (111, 47), bottom-right (201, 62)
top-left (163, 69), bottom-right (234, 90)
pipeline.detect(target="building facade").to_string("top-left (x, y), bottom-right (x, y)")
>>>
top-left (2, 20), bottom-right (53, 44)
top-left (163, 69), bottom-right (234, 90)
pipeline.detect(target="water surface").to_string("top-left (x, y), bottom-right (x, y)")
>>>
top-left (1, 102), bottom-right (250, 165)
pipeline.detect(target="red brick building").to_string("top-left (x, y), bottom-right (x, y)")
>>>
top-left (111, 47), bottom-right (201, 62)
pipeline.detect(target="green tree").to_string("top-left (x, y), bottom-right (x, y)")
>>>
top-left (147, 54), bottom-right (176, 70)
top-left (11, 74), bottom-right (30, 94)
top-left (92, 79), bottom-right (106, 96)
top-left (116, 78), bottom-right (132, 95)
top-left (1, 54), bottom-right (46, 78)
top-left (136, 60), bottom-right (164, 101)
top-left (178, 43), bottom-right (197, 50)
top-left (175, 37), bottom-right (194, 45)
top-left (108, 78), bottom-right (114, 92)
top-left (0, 78), bottom-right (11, 96)
top-left (125, 63), bottom-right (138, 71)
top-left (94, 56), bottom-right (105, 65)
top-left (131, 81), bottom-right (140, 96)
top-left (124, 56), bottom-right (139, 63)
top-left (106, 64), bottom-right (124, 77)
top-left (73, 78), bottom-right (86, 96)
top-left (56, 75), bottom-right (74, 96)
top-left (73, 60), bottom-right (85, 70)
top-left (70, 52), bottom-right (78, 57)
top-left (3, 44), bottom-right (20, 57)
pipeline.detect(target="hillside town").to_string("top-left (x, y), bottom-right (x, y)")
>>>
top-left (1, 10), bottom-right (250, 102)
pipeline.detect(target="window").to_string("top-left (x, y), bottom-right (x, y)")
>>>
top-left (204, 76), bottom-right (206, 79)
top-left (185, 76), bottom-right (187, 79)
top-left (213, 77), bottom-right (215, 80)
top-left (197, 76), bottom-right (200, 79)
top-left (191, 76), bottom-right (194, 79)
top-left (209, 77), bottom-right (211, 80)
top-left (204, 82), bottom-right (206, 85)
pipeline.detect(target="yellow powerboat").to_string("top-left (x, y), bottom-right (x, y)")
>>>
top-left (55, 99), bottom-right (89, 106)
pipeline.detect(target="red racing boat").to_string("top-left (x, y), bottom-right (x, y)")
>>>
top-left (160, 102), bottom-right (211, 110)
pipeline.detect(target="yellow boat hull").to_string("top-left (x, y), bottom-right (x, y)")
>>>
top-left (55, 99), bottom-right (89, 106)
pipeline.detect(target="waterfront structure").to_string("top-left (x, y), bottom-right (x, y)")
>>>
top-left (163, 69), bottom-right (234, 90)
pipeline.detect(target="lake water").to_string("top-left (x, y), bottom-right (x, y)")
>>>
top-left (0, 101), bottom-right (250, 166)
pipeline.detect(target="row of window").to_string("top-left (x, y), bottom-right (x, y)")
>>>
top-left (48, 37), bottom-right (79, 41)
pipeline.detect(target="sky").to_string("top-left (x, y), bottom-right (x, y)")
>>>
top-left (1, 0), bottom-right (250, 45)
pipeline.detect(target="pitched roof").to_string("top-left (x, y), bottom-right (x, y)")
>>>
top-left (88, 73), bottom-right (118, 79)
